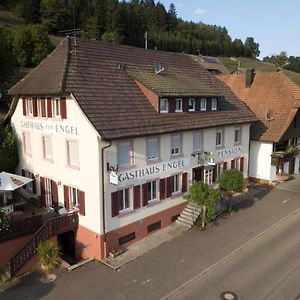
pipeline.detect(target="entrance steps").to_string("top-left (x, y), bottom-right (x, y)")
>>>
top-left (176, 202), bottom-right (201, 228)
top-left (0, 264), bottom-right (11, 285)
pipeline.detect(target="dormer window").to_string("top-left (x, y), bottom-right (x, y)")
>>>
top-left (175, 98), bottom-right (183, 112)
top-left (53, 98), bottom-right (61, 117)
top-left (188, 98), bottom-right (195, 111)
top-left (27, 98), bottom-right (33, 116)
top-left (211, 98), bottom-right (217, 111)
top-left (160, 98), bottom-right (168, 113)
top-left (200, 98), bottom-right (207, 111)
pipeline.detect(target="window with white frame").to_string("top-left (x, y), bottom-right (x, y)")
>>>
top-left (175, 98), bottom-right (183, 112)
top-left (160, 98), bottom-right (168, 113)
top-left (172, 174), bottom-right (180, 194)
top-left (188, 98), bottom-right (195, 111)
top-left (118, 141), bottom-right (132, 167)
top-left (216, 162), bottom-right (222, 179)
top-left (232, 158), bottom-right (240, 169)
top-left (200, 98), bottom-right (207, 111)
top-left (43, 136), bottom-right (53, 160)
top-left (53, 98), bottom-right (61, 117)
top-left (204, 168), bottom-right (213, 185)
top-left (234, 127), bottom-right (241, 144)
top-left (193, 131), bottom-right (202, 152)
top-left (171, 134), bottom-right (181, 156)
top-left (147, 137), bottom-right (159, 161)
top-left (23, 132), bottom-right (31, 154)
top-left (216, 129), bottom-right (223, 147)
top-left (67, 141), bottom-right (79, 167)
top-left (147, 180), bottom-right (158, 202)
top-left (211, 98), bottom-right (217, 111)
top-left (118, 188), bottom-right (130, 212)
top-left (27, 98), bottom-right (33, 116)
top-left (69, 187), bottom-right (79, 207)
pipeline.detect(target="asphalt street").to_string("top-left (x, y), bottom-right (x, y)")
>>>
top-left (1, 176), bottom-right (300, 300)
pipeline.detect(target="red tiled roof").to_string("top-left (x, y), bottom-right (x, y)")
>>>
top-left (218, 72), bottom-right (300, 142)
top-left (9, 37), bottom-right (257, 140)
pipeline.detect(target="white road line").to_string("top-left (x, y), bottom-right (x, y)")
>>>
top-left (161, 206), bottom-right (300, 300)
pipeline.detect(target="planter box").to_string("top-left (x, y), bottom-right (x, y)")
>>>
top-left (109, 248), bottom-right (124, 258)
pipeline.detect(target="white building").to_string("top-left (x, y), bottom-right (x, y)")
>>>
top-left (7, 37), bottom-right (256, 262)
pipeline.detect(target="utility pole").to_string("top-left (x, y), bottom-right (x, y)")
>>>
top-left (144, 31), bottom-right (148, 50)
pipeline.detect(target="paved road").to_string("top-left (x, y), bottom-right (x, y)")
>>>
top-left (2, 176), bottom-right (300, 300)
top-left (166, 207), bottom-right (300, 300)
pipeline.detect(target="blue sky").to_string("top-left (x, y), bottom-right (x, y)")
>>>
top-left (158, 0), bottom-right (299, 58)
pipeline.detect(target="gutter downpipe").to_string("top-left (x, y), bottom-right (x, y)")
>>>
top-left (100, 139), bottom-right (112, 253)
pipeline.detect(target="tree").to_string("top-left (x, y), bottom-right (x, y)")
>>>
top-left (0, 119), bottom-right (18, 173)
top-left (245, 37), bottom-right (260, 58)
top-left (184, 181), bottom-right (220, 227)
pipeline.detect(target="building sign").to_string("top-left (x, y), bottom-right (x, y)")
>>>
top-left (216, 146), bottom-right (242, 159)
top-left (118, 158), bottom-right (189, 183)
top-left (109, 171), bottom-right (119, 185)
top-left (20, 120), bottom-right (79, 136)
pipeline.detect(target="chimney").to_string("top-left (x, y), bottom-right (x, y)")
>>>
top-left (246, 69), bottom-right (255, 87)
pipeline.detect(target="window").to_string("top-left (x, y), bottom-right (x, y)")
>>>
top-left (216, 129), bottom-right (223, 147)
top-left (204, 168), bottom-right (213, 185)
top-left (118, 188), bottom-right (130, 212)
top-left (147, 180), bottom-right (158, 202)
top-left (188, 98), bottom-right (195, 111)
top-left (171, 134), bottom-right (181, 156)
top-left (193, 131), bottom-right (202, 152)
top-left (232, 158), bottom-right (240, 169)
top-left (160, 98), bottom-right (168, 113)
top-left (27, 98), bottom-right (33, 116)
top-left (147, 137), bottom-right (159, 161)
top-left (43, 136), bottom-right (52, 160)
top-left (23, 132), bottom-right (31, 154)
top-left (175, 98), bottom-right (183, 112)
top-left (53, 98), bottom-right (61, 117)
top-left (172, 174), bottom-right (180, 194)
top-left (234, 127), bottom-right (241, 144)
top-left (69, 187), bottom-right (79, 207)
top-left (67, 141), bottom-right (79, 167)
top-left (118, 141), bottom-right (133, 167)
top-left (212, 98), bottom-right (217, 111)
top-left (216, 162), bottom-right (222, 180)
top-left (200, 98), bottom-right (207, 111)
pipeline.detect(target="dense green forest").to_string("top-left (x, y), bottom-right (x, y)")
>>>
top-left (263, 51), bottom-right (300, 73)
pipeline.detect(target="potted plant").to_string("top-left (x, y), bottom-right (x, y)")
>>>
top-left (36, 240), bottom-right (60, 274)
top-left (109, 248), bottom-right (124, 258)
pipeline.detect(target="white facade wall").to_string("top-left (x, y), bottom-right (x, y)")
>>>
top-left (249, 140), bottom-right (274, 182)
top-left (11, 95), bottom-right (103, 234)
top-left (104, 124), bottom-right (251, 232)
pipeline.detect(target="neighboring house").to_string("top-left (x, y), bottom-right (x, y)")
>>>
top-left (219, 70), bottom-right (300, 184)
top-left (6, 37), bottom-right (256, 262)
top-left (191, 55), bottom-right (230, 75)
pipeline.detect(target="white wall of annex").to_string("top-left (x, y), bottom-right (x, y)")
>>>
top-left (10, 95), bottom-right (102, 234)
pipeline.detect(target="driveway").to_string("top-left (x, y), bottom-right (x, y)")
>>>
top-left (2, 176), bottom-right (300, 300)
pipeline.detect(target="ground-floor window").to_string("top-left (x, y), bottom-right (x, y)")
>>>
top-left (69, 187), bottom-right (79, 208)
top-left (204, 168), bottom-right (213, 185)
top-left (44, 178), bottom-right (53, 206)
top-left (118, 188), bottom-right (131, 212)
top-left (215, 163), bottom-right (222, 181)
top-left (172, 174), bottom-right (180, 194)
top-left (147, 180), bottom-right (158, 202)
top-left (232, 158), bottom-right (240, 169)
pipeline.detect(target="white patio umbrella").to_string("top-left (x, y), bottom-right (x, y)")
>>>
top-left (0, 171), bottom-right (33, 205)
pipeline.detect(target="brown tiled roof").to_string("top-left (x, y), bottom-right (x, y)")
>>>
top-left (190, 55), bottom-right (230, 75)
top-left (218, 72), bottom-right (300, 142)
top-left (9, 38), bottom-right (257, 140)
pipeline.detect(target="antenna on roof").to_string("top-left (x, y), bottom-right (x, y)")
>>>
top-left (154, 61), bottom-right (164, 74)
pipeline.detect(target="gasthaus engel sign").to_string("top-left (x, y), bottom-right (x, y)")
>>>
top-left (118, 158), bottom-right (190, 183)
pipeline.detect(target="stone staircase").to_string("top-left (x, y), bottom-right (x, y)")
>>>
top-left (0, 264), bottom-right (11, 286)
top-left (176, 202), bottom-right (201, 228)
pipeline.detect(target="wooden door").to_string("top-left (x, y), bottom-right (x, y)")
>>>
top-left (192, 166), bottom-right (204, 181)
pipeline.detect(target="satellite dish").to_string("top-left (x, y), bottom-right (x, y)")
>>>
top-left (154, 61), bottom-right (164, 74)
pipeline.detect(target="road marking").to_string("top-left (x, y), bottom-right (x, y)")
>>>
top-left (161, 206), bottom-right (300, 300)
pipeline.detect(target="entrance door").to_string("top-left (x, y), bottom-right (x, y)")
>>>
top-left (289, 157), bottom-right (295, 174)
top-left (193, 166), bottom-right (204, 181)
top-left (58, 231), bottom-right (76, 265)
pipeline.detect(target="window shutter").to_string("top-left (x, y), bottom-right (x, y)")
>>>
top-left (167, 176), bottom-right (173, 198)
top-left (21, 169), bottom-right (26, 190)
top-left (47, 98), bottom-right (52, 118)
top-left (33, 98), bottom-right (38, 117)
top-left (111, 191), bottom-right (119, 217)
top-left (160, 178), bottom-right (166, 200)
top-left (133, 185), bottom-right (141, 209)
top-left (231, 159), bottom-right (235, 169)
top-left (63, 185), bottom-right (70, 210)
top-left (51, 180), bottom-right (58, 206)
top-left (22, 98), bottom-right (27, 116)
top-left (223, 161), bottom-right (227, 170)
top-left (240, 157), bottom-right (244, 172)
top-left (60, 97), bottom-right (67, 119)
top-left (78, 190), bottom-right (85, 216)
top-left (142, 183), bottom-right (148, 206)
top-left (41, 98), bottom-right (46, 117)
top-left (213, 165), bottom-right (217, 182)
top-left (182, 172), bottom-right (188, 193)
top-left (31, 173), bottom-right (36, 194)
top-left (40, 177), bottom-right (46, 207)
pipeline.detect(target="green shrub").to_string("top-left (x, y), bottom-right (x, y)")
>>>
top-left (0, 211), bottom-right (10, 231)
top-left (36, 240), bottom-right (60, 273)
top-left (219, 169), bottom-right (244, 193)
